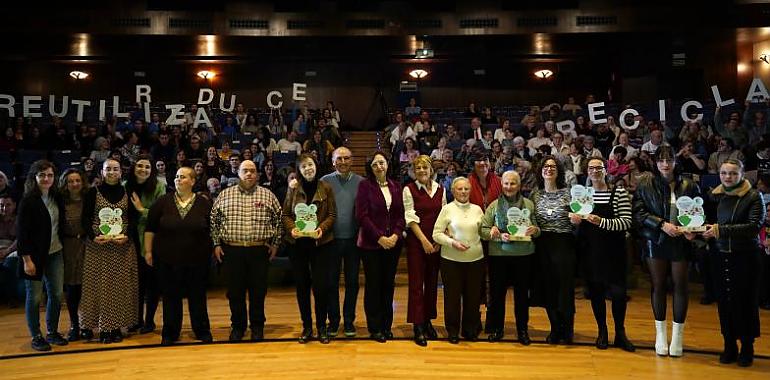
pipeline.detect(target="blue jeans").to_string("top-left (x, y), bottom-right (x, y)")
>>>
top-left (327, 238), bottom-right (361, 327)
top-left (25, 251), bottom-right (64, 337)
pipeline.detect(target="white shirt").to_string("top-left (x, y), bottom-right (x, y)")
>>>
top-left (276, 138), bottom-right (302, 154)
top-left (493, 128), bottom-right (506, 143)
top-left (390, 126), bottom-right (416, 146)
top-left (432, 201), bottom-right (484, 263)
top-left (403, 180), bottom-right (447, 225)
top-left (380, 184), bottom-right (392, 211)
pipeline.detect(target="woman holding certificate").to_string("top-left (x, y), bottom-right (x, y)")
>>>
top-left (632, 145), bottom-right (700, 357)
top-left (572, 157), bottom-right (635, 352)
top-left (700, 159), bottom-right (763, 367)
top-left (433, 177), bottom-right (485, 344)
top-left (283, 153), bottom-right (337, 344)
top-left (480, 170), bottom-right (539, 345)
top-left (80, 158), bottom-right (138, 344)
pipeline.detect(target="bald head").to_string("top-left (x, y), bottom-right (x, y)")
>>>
top-left (238, 160), bottom-right (258, 189)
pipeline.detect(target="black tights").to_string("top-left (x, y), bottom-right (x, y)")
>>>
top-left (64, 284), bottom-right (81, 329)
top-left (647, 258), bottom-right (688, 323)
top-left (588, 282), bottom-right (627, 332)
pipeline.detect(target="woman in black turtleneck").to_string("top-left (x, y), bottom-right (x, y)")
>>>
top-left (79, 158), bottom-right (139, 344)
top-left (282, 153), bottom-right (337, 344)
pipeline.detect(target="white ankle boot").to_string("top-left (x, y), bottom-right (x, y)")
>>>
top-left (669, 322), bottom-right (684, 357)
top-left (654, 320), bottom-right (668, 356)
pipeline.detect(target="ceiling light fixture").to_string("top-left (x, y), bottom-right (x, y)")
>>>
top-left (409, 69), bottom-right (428, 79)
top-left (69, 71), bottom-right (89, 80)
top-left (534, 69), bottom-right (553, 79)
top-left (760, 54), bottom-right (769, 65)
top-left (197, 70), bottom-right (216, 79)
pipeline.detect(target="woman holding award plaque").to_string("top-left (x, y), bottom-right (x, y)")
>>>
top-left (432, 177), bottom-right (485, 344)
top-left (80, 158), bottom-right (138, 344)
top-left (530, 156), bottom-right (576, 345)
top-left (283, 153), bottom-right (337, 344)
top-left (480, 170), bottom-right (539, 345)
top-left (699, 159), bottom-right (763, 367)
top-left (572, 157), bottom-right (635, 352)
top-left (402, 155), bottom-right (446, 346)
top-left (632, 145), bottom-right (700, 357)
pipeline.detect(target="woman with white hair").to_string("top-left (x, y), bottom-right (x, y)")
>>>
top-left (432, 177), bottom-right (485, 344)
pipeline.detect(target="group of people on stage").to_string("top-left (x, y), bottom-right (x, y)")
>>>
top-left (13, 142), bottom-right (764, 367)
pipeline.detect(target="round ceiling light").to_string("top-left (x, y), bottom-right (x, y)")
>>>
top-left (534, 69), bottom-right (553, 79)
top-left (197, 70), bottom-right (216, 79)
top-left (409, 69), bottom-right (429, 79)
top-left (69, 71), bottom-right (89, 80)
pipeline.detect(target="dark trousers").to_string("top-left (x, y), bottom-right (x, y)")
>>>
top-left (537, 232), bottom-right (576, 334)
top-left (406, 241), bottom-right (440, 325)
top-left (157, 261), bottom-right (211, 340)
top-left (327, 238), bottom-right (361, 327)
top-left (361, 246), bottom-right (400, 334)
top-left (441, 258), bottom-right (484, 338)
top-left (289, 241), bottom-right (331, 330)
top-left (223, 245), bottom-right (269, 332)
top-left (137, 257), bottom-right (161, 326)
top-left (760, 251), bottom-right (770, 307)
top-left (487, 255), bottom-right (532, 333)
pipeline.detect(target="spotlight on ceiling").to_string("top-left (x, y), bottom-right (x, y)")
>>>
top-left (760, 54), bottom-right (769, 65)
top-left (69, 71), bottom-right (89, 80)
top-left (197, 70), bottom-right (216, 79)
top-left (409, 69), bottom-right (429, 79)
top-left (534, 69), bottom-right (553, 79)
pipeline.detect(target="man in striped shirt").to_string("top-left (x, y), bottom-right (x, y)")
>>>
top-left (211, 160), bottom-right (283, 342)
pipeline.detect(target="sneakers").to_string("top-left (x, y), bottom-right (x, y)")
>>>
top-left (46, 332), bottom-right (69, 346)
top-left (343, 323), bottom-right (356, 337)
top-left (31, 335), bottom-right (52, 352)
top-left (67, 327), bottom-right (80, 342)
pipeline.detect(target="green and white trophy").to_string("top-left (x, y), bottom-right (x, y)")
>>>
top-left (294, 203), bottom-right (320, 238)
top-left (675, 196), bottom-right (706, 233)
top-left (97, 207), bottom-right (126, 240)
top-left (570, 185), bottom-right (595, 219)
top-left (505, 207), bottom-right (532, 242)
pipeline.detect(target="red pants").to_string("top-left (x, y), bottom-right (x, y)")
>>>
top-left (406, 235), bottom-right (440, 324)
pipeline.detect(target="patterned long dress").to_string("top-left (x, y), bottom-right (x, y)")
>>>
top-left (79, 189), bottom-right (138, 331)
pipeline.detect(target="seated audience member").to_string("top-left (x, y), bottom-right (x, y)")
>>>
top-left (0, 194), bottom-right (22, 306)
top-left (220, 154), bottom-right (242, 189)
top-left (708, 138), bottom-right (745, 174)
top-left (279, 130), bottom-right (303, 155)
top-left (404, 97), bottom-right (421, 118)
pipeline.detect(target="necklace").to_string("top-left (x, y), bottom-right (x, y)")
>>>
top-left (175, 192), bottom-right (195, 208)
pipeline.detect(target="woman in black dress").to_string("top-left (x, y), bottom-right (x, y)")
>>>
top-left (144, 166), bottom-right (213, 345)
top-left (700, 159), bottom-right (763, 367)
top-left (632, 145), bottom-right (700, 357)
top-left (574, 157), bottom-right (635, 351)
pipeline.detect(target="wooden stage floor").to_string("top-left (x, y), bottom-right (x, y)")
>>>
top-left (0, 264), bottom-right (768, 379)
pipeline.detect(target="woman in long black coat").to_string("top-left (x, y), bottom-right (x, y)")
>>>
top-left (699, 159), bottom-right (764, 367)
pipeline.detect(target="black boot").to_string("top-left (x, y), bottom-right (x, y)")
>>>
top-left (318, 326), bottom-right (331, 344)
top-left (737, 339), bottom-right (754, 367)
top-left (719, 337), bottom-right (738, 364)
top-left (424, 320), bottom-right (438, 340)
top-left (613, 329), bottom-right (636, 352)
top-left (517, 329), bottom-right (531, 346)
top-left (562, 314), bottom-right (575, 345)
top-left (413, 324), bottom-right (427, 347)
top-left (595, 327), bottom-right (608, 350)
top-left (298, 327), bottom-right (313, 344)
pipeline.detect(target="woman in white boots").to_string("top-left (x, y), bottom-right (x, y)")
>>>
top-left (632, 146), bottom-right (700, 357)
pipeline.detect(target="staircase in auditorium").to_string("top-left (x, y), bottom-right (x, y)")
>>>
top-left (344, 131), bottom-right (381, 175)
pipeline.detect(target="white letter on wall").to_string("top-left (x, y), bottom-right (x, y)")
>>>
top-left (266, 91), bottom-right (283, 108)
top-left (165, 104), bottom-right (186, 126)
top-left (619, 108), bottom-right (640, 130)
top-left (48, 95), bottom-right (69, 117)
top-left (71, 100), bottom-right (91, 122)
top-left (710, 85), bottom-right (735, 107)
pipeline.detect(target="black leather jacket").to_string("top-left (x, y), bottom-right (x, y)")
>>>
top-left (708, 185), bottom-right (765, 253)
top-left (632, 175), bottom-right (700, 245)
